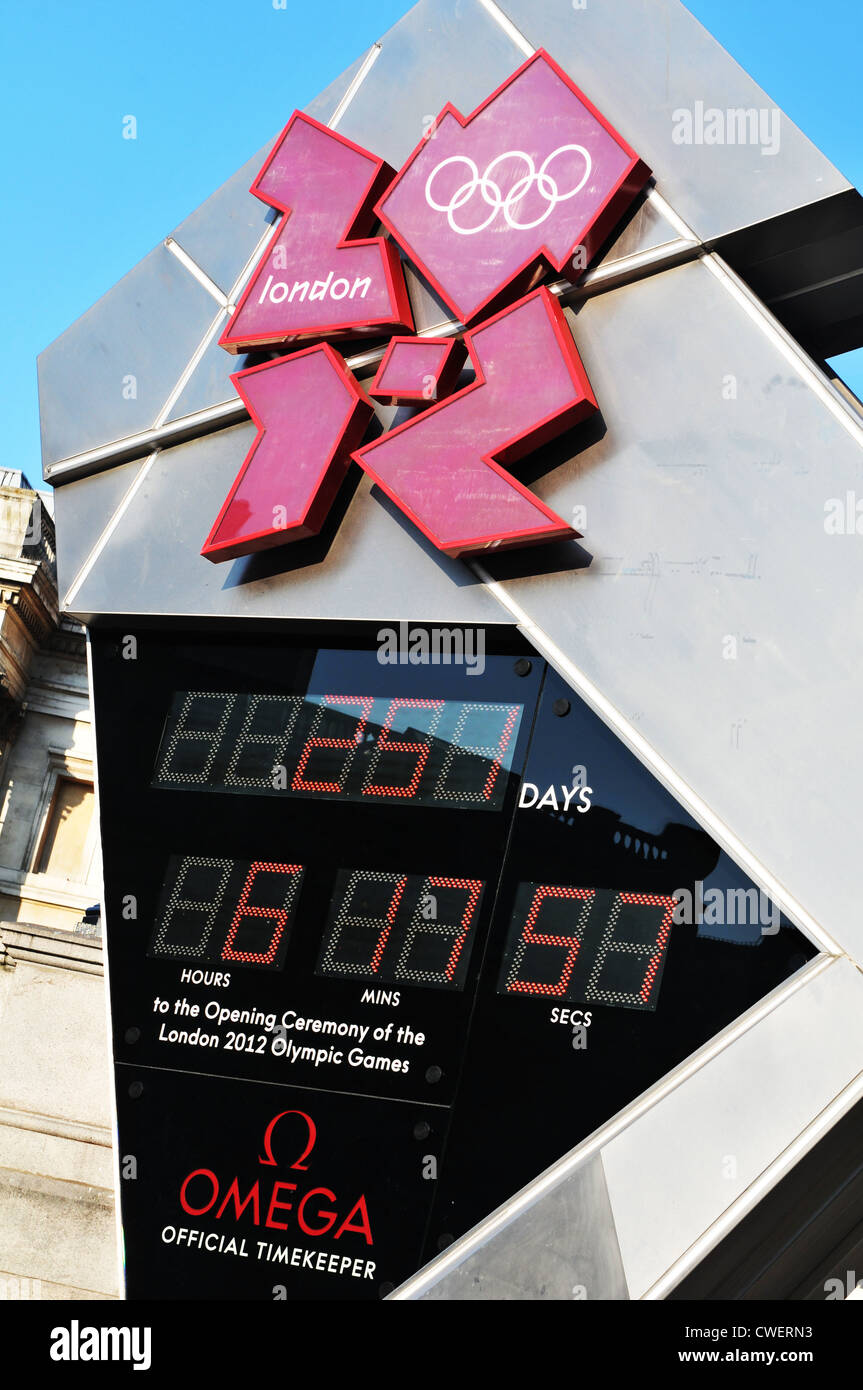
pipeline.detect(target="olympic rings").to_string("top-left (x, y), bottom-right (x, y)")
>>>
top-left (424, 145), bottom-right (592, 235)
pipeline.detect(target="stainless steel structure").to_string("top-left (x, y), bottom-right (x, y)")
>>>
top-left (39, 0), bottom-right (863, 1299)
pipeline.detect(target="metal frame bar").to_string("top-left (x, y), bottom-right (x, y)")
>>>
top-left (390, 953), bottom-right (850, 1298)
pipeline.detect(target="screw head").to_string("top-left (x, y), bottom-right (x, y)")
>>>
top-left (413, 1120), bottom-right (431, 1141)
top-left (124, 1027), bottom-right (141, 1045)
top-left (425, 1065), bottom-right (442, 1084)
top-left (552, 698), bottom-right (571, 717)
top-left (128, 1081), bottom-right (144, 1099)
top-left (513, 658), bottom-right (532, 677)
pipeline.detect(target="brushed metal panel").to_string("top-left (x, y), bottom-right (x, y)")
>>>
top-left (402, 258), bottom-right (453, 335)
top-left (168, 141), bottom-right (277, 301)
top-left (600, 189), bottom-right (685, 261)
top-left (163, 324), bottom-right (255, 424)
top-left (304, 44), bottom-right (379, 126)
top-left (64, 421), bottom-right (504, 624)
top-left (484, 256), bottom-right (863, 961)
top-left (413, 1151), bottom-right (628, 1300)
top-left (332, 0), bottom-right (528, 169)
top-left (601, 957), bottom-right (863, 1297)
top-left (53, 458), bottom-right (147, 603)
top-left (495, 0), bottom-right (849, 241)
top-left (37, 245), bottom-right (219, 472)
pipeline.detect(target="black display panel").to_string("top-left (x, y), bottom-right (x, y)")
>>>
top-left (115, 1066), bottom-right (442, 1300)
top-left (92, 634), bottom-right (539, 1114)
top-left (90, 626), bottom-right (816, 1299)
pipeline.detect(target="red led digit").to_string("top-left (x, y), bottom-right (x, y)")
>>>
top-left (291, 695), bottom-right (374, 794)
top-left (584, 891), bottom-right (676, 1009)
top-left (318, 870), bottom-right (408, 976)
top-left (221, 862), bottom-right (303, 965)
top-left (503, 886), bottom-right (595, 996)
top-left (433, 703), bottom-right (521, 804)
top-left (393, 876), bottom-right (483, 984)
top-left (481, 706), bottom-right (520, 801)
top-left (437, 877), bottom-right (483, 980)
top-left (368, 875), bottom-right (405, 973)
top-left (361, 697), bottom-right (445, 798)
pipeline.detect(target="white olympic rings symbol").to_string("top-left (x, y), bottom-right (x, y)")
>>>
top-left (424, 145), bottom-right (593, 236)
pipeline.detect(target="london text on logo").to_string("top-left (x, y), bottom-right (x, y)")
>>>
top-left (220, 113), bottom-right (413, 351)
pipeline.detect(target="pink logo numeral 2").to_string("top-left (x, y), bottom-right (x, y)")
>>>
top-left (352, 288), bottom-right (597, 558)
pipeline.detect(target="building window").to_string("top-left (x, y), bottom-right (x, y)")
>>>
top-left (36, 777), bottom-right (95, 879)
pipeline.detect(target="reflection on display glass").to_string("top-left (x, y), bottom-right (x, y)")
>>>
top-left (152, 692), bottom-right (523, 810)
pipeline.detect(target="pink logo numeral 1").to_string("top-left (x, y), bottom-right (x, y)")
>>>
top-left (201, 345), bottom-right (374, 563)
top-left (220, 112), bottom-right (413, 351)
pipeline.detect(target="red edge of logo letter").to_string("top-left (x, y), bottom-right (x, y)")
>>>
top-left (375, 48), bottom-right (651, 325)
top-left (220, 112), bottom-right (414, 351)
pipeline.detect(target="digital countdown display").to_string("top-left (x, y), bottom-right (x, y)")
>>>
top-left (150, 856), bottom-right (485, 990)
top-left (149, 854), bottom-right (672, 1005)
top-left (498, 884), bottom-right (676, 1012)
top-left (152, 690), bottom-right (523, 811)
top-left (149, 856), bottom-right (304, 971)
top-left (90, 628), bottom-right (816, 1300)
top-left (316, 870), bottom-right (484, 990)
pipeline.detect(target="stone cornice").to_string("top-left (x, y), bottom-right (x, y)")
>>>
top-left (0, 868), bottom-right (101, 911)
top-left (0, 1102), bottom-right (111, 1149)
top-left (0, 920), bottom-right (103, 976)
top-left (0, 578), bottom-right (57, 646)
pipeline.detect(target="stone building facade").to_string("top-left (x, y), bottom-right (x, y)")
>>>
top-left (0, 473), bottom-right (119, 1300)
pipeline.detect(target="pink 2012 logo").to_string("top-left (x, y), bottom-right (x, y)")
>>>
top-left (202, 49), bottom-right (650, 565)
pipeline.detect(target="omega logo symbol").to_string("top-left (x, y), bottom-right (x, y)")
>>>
top-left (424, 146), bottom-right (593, 235)
top-left (259, 1109), bottom-right (316, 1170)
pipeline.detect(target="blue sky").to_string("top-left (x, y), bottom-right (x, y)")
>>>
top-left (3, 0), bottom-right (861, 480)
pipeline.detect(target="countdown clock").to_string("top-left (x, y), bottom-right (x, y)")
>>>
top-left (91, 626), bottom-right (813, 1300)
